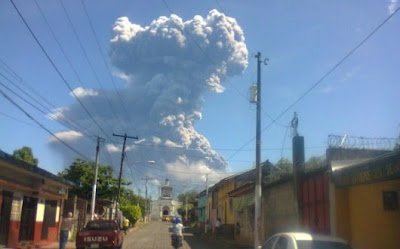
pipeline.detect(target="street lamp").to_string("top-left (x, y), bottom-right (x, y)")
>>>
top-left (130, 160), bottom-right (155, 165)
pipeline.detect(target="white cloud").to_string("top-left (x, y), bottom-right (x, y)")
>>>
top-left (48, 130), bottom-right (83, 143)
top-left (152, 136), bottom-right (162, 144)
top-left (165, 140), bottom-right (183, 148)
top-left (69, 87), bottom-right (98, 98)
top-left (388, 0), bottom-right (398, 14)
top-left (165, 158), bottom-right (229, 184)
top-left (47, 107), bottom-right (69, 120)
top-left (105, 143), bottom-right (121, 153)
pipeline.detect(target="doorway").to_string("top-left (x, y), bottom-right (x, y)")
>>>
top-left (0, 191), bottom-right (13, 246)
top-left (41, 200), bottom-right (57, 240)
top-left (19, 196), bottom-right (38, 241)
top-left (162, 206), bottom-right (170, 216)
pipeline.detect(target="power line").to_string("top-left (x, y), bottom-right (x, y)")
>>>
top-left (135, 163), bottom-right (232, 175)
top-left (0, 111), bottom-right (37, 128)
top-left (33, 0), bottom-right (106, 121)
top-left (0, 70), bottom-right (96, 137)
top-left (161, 0), bottom-right (288, 129)
top-left (58, 0), bottom-right (122, 127)
top-left (0, 58), bottom-right (60, 111)
top-left (0, 59), bottom-right (22, 82)
top-left (0, 78), bottom-right (95, 139)
top-left (0, 72), bottom-right (48, 114)
top-left (227, 6), bottom-right (400, 160)
top-left (0, 87), bottom-right (91, 161)
top-left (79, 0), bottom-right (131, 125)
top-left (280, 125), bottom-right (290, 158)
top-left (122, 140), bottom-right (324, 152)
top-left (10, 0), bottom-right (112, 141)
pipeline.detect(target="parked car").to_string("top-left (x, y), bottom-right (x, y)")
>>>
top-left (262, 232), bottom-right (352, 249)
top-left (76, 220), bottom-right (123, 249)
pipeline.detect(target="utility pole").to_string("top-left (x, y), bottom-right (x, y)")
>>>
top-left (141, 176), bottom-right (154, 222)
top-left (251, 52), bottom-right (266, 249)
top-left (185, 195), bottom-right (188, 222)
top-left (113, 133), bottom-right (138, 218)
top-left (91, 136), bottom-right (104, 220)
top-left (205, 173), bottom-right (209, 233)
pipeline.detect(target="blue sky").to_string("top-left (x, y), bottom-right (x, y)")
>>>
top-left (0, 0), bottom-right (399, 194)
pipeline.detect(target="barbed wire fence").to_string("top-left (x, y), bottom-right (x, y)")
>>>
top-left (328, 134), bottom-right (400, 150)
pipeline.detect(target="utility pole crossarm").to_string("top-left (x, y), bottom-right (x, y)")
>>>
top-left (113, 133), bottom-right (138, 140)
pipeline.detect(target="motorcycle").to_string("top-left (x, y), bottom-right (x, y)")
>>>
top-left (171, 234), bottom-right (183, 249)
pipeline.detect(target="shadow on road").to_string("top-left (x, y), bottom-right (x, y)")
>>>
top-left (183, 232), bottom-right (251, 249)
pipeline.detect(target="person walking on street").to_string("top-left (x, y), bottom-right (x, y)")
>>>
top-left (59, 212), bottom-right (77, 249)
top-left (123, 218), bottom-right (130, 234)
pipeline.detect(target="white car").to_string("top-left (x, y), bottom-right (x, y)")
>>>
top-left (262, 232), bottom-right (353, 249)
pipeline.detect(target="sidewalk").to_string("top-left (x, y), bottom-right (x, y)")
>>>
top-left (193, 231), bottom-right (252, 249)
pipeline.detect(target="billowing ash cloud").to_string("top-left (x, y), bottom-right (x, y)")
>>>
top-left (48, 9), bottom-right (248, 192)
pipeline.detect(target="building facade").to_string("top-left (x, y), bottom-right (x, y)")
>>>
top-left (331, 149), bottom-right (400, 249)
top-left (150, 179), bottom-right (181, 220)
top-left (0, 150), bottom-right (73, 248)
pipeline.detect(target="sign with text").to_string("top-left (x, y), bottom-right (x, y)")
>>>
top-left (333, 152), bottom-right (400, 187)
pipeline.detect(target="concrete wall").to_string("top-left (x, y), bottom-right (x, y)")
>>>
top-left (235, 205), bottom-right (254, 244)
top-left (327, 148), bottom-right (391, 161)
top-left (263, 180), bottom-right (299, 240)
top-left (335, 179), bottom-right (400, 249)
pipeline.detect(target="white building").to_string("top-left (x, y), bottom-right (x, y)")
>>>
top-left (150, 179), bottom-right (181, 220)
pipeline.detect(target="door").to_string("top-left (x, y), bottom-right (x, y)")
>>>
top-left (41, 200), bottom-right (57, 240)
top-left (300, 173), bottom-right (330, 234)
top-left (19, 196), bottom-right (38, 241)
top-left (0, 191), bottom-right (13, 245)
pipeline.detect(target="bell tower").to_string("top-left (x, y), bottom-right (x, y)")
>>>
top-left (161, 178), bottom-right (173, 200)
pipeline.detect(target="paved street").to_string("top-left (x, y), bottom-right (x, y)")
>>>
top-left (123, 221), bottom-right (250, 249)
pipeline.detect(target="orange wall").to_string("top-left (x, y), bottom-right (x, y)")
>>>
top-left (216, 179), bottom-right (235, 224)
top-left (335, 188), bottom-right (351, 242)
top-left (335, 179), bottom-right (400, 249)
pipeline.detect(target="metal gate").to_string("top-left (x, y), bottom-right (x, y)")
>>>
top-left (300, 173), bottom-right (330, 234)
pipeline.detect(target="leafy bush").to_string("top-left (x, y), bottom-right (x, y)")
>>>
top-left (121, 204), bottom-right (142, 224)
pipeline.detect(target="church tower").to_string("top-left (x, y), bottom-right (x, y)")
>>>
top-left (161, 178), bottom-right (173, 200)
top-left (151, 178), bottom-right (181, 220)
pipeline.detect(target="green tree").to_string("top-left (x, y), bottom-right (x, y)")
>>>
top-left (58, 158), bottom-right (130, 199)
top-left (13, 146), bottom-right (38, 165)
top-left (120, 189), bottom-right (146, 217)
top-left (275, 157), bottom-right (292, 173)
top-left (305, 156), bottom-right (326, 169)
top-left (177, 190), bottom-right (198, 204)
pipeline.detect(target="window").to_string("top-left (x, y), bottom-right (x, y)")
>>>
top-left (275, 237), bottom-right (288, 249)
top-left (383, 191), bottom-right (399, 211)
top-left (262, 236), bottom-right (278, 249)
top-left (86, 221), bottom-right (117, 231)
